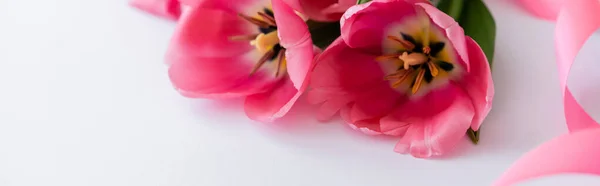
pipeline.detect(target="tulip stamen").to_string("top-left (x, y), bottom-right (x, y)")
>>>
top-left (250, 49), bottom-right (275, 75)
top-left (229, 34), bottom-right (259, 41)
top-left (238, 13), bottom-right (271, 28)
top-left (376, 54), bottom-right (401, 62)
top-left (390, 69), bottom-right (413, 88)
top-left (427, 61), bottom-right (439, 77)
top-left (412, 67), bottom-right (426, 94)
top-left (257, 12), bottom-right (277, 26)
top-left (234, 8), bottom-right (288, 78)
top-left (387, 35), bottom-right (415, 50)
top-left (275, 49), bottom-right (286, 77)
top-left (380, 31), bottom-right (454, 94)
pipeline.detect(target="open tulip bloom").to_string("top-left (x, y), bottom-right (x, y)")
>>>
top-left (166, 0), bottom-right (326, 122)
top-left (132, 0), bottom-right (495, 158)
top-left (308, 0), bottom-right (494, 158)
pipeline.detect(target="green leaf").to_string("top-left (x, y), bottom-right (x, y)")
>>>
top-left (357, 0), bottom-right (371, 5)
top-left (437, 0), bottom-right (496, 66)
top-left (436, 0), bottom-right (464, 21)
top-left (307, 20), bottom-right (340, 49)
top-left (459, 0), bottom-right (496, 65)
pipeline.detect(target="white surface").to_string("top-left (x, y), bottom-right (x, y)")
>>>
top-left (1, 0), bottom-right (599, 185)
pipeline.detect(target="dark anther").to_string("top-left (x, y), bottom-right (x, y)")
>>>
top-left (400, 32), bottom-right (417, 45)
top-left (423, 67), bottom-right (434, 83)
top-left (429, 42), bottom-right (445, 56)
top-left (436, 61), bottom-right (454, 71)
top-left (259, 26), bottom-right (278, 34)
top-left (270, 44), bottom-right (283, 61)
top-left (264, 8), bottom-right (274, 17)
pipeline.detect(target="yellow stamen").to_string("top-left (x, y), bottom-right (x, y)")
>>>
top-left (250, 50), bottom-right (275, 75)
top-left (238, 13), bottom-right (270, 28)
top-left (412, 68), bottom-right (426, 94)
top-left (257, 12), bottom-right (277, 26)
top-left (229, 34), bottom-right (259, 41)
top-left (387, 35), bottom-right (415, 50)
top-left (254, 31), bottom-right (280, 54)
top-left (427, 62), bottom-right (439, 77)
top-left (391, 69), bottom-right (413, 88)
top-left (376, 54), bottom-right (400, 62)
top-left (275, 49), bottom-right (286, 77)
top-left (384, 71), bottom-right (403, 80)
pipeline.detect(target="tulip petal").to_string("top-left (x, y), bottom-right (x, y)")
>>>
top-left (280, 0), bottom-right (354, 22)
top-left (459, 37), bottom-right (494, 131)
top-left (517, 0), bottom-right (564, 21)
top-left (272, 0), bottom-right (314, 89)
top-left (168, 7), bottom-right (258, 58)
top-left (310, 38), bottom-right (385, 89)
top-left (349, 83), bottom-right (404, 123)
top-left (340, 0), bottom-right (417, 52)
top-left (244, 78), bottom-right (302, 122)
top-left (168, 52), bottom-right (281, 98)
top-left (389, 83), bottom-right (475, 158)
top-left (348, 118), bottom-right (384, 135)
top-left (188, 0), bottom-right (271, 15)
top-left (309, 38), bottom-right (389, 120)
top-left (130, 0), bottom-right (182, 20)
top-left (417, 3), bottom-right (470, 71)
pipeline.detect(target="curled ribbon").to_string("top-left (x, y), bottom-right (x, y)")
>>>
top-left (494, 0), bottom-right (600, 185)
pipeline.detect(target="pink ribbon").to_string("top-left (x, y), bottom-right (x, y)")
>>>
top-left (494, 0), bottom-right (600, 185)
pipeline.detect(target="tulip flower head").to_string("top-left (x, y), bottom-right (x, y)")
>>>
top-left (309, 0), bottom-right (494, 158)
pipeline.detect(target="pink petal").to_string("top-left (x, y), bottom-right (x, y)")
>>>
top-left (388, 83), bottom-right (475, 158)
top-left (280, 0), bottom-right (303, 12)
top-left (129, 0), bottom-right (182, 20)
top-left (304, 0), bottom-right (354, 22)
top-left (187, 0), bottom-right (271, 15)
top-left (168, 53), bottom-right (280, 98)
top-left (244, 78), bottom-right (303, 122)
top-left (339, 103), bottom-right (382, 135)
top-left (417, 3), bottom-right (470, 71)
top-left (307, 87), bottom-right (353, 121)
top-left (458, 37), bottom-right (494, 131)
top-left (340, 0), bottom-right (417, 52)
top-left (310, 38), bottom-right (385, 90)
top-left (348, 118), bottom-right (384, 135)
top-left (517, 0), bottom-right (564, 21)
top-left (281, 0), bottom-right (355, 22)
top-left (168, 7), bottom-right (256, 58)
top-left (379, 116), bottom-right (410, 136)
top-left (272, 0), bottom-right (314, 89)
top-left (309, 38), bottom-right (388, 120)
top-left (349, 83), bottom-right (404, 123)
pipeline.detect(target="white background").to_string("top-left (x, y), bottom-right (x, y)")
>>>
top-left (2, 0), bottom-right (600, 185)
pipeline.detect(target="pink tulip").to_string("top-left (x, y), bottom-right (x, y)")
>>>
top-left (167, 0), bottom-right (316, 122)
top-left (308, 0), bottom-right (494, 158)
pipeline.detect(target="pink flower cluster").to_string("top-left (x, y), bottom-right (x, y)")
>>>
top-left (131, 0), bottom-right (494, 158)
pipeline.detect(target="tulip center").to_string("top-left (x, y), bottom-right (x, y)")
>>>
top-left (230, 8), bottom-right (287, 77)
top-left (377, 32), bottom-right (455, 95)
